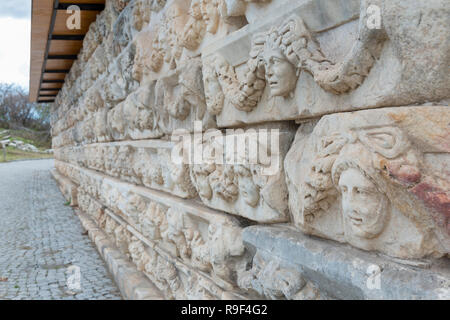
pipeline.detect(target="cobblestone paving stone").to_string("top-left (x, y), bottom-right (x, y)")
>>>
top-left (0, 159), bottom-right (122, 300)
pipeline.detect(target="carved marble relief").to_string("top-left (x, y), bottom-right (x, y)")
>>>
top-left (112, 0), bottom-right (153, 55)
top-left (148, 1), bottom-right (191, 73)
top-left (49, 0), bottom-right (450, 301)
top-left (285, 107), bottom-right (450, 259)
top-left (238, 251), bottom-right (322, 300)
top-left (132, 242), bottom-right (243, 300)
top-left (52, 58), bottom-right (216, 148)
top-left (56, 141), bottom-right (197, 199)
top-left (189, 126), bottom-right (295, 222)
top-left (202, 0), bottom-right (450, 127)
top-left (152, 58), bottom-right (215, 134)
top-left (180, 0), bottom-right (263, 52)
top-left (70, 162), bottom-right (251, 289)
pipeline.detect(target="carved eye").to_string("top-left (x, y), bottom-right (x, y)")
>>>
top-left (273, 57), bottom-right (283, 64)
top-left (355, 188), bottom-right (370, 196)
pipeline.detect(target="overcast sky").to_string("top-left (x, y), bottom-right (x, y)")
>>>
top-left (0, 0), bottom-right (32, 90)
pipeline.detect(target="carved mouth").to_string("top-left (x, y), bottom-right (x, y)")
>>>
top-left (269, 81), bottom-right (278, 87)
top-left (348, 215), bottom-right (363, 225)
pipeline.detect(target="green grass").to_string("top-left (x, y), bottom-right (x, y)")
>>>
top-left (0, 146), bottom-right (53, 163)
top-left (0, 127), bottom-right (52, 162)
top-left (0, 127), bottom-right (51, 149)
top-left (7, 135), bottom-right (34, 145)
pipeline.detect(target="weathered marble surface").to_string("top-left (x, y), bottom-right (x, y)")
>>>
top-left (243, 225), bottom-right (450, 300)
top-left (202, 0), bottom-right (450, 126)
top-left (59, 161), bottom-right (252, 295)
top-left (79, 195), bottom-right (250, 299)
top-left (285, 107), bottom-right (450, 259)
top-left (77, 210), bottom-right (165, 300)
top-left (188, 123), bottom-right (296, 223)
top-left (238, 249), bottom-right (323, 300)
top-left (49, 0), bottom-right (450, 300)
top-left (52, 0), bottom-right (272, 144)
top-left (55, 140), bottom-right (197, 199)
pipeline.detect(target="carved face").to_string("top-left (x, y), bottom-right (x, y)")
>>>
top-left (264, 48), bottom-right (298, 97)
top-left (197, 173), bottom-right (213, 199)
top-left (150, 166), bottom-right (164, 185)
top-left (338, 168), bottom-right (389, 239)
top-left (190, 0), bottom-right (203, 19)
top-left (203, 67), bottom-right (224, 115)
top-left (213, 165), bottom-right (239, 202)
top-left (236, 166), bottom-right (260, 207)
top-left (166, 87), bottom-right (191, 120)
top-left (201, 0), bottom-right (219, 34)
top-left (114, 0), bottom-right (129, 12)
top-left (169, 161), bottom-right (184, 184)
top-left (132, 49), bottom-right (143, 81)
top-left (112, 107), bottom-right (126, 134)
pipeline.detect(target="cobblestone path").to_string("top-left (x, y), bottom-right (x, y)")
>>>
top-left (0, 159), bottom-right (122, 300)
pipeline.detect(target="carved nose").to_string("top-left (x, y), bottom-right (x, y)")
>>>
top-left (341, 194), bottom-right (354, 211)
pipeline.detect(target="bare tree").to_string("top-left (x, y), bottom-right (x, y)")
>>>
top-left (0, 83), bottom-right (49, 130)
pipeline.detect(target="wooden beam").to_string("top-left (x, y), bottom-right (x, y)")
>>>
top-left (47, 54), bottom-right (78, 59)
top-left (51, 34), bottom-right (85, 40)
top-left (57, 3), bottom-right (105, 11)
top-left (44, 69), bottom-right (70, 73)
top-left (45, 59), bottom-right (74, 70)
top-left (30, 0), bottom-right (105, 102)
top-left (29, 0), bottom-right (53, 102)
top-left (36, 0), bottom-right (59, 104)
top-left (40, 82), bottom-right (63, 89)
top-left (42, 80), bottom-right (65, 83)
top-left (53, 9), bottom-right (99, 35)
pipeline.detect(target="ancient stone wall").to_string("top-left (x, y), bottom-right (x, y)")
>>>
top-left (51, 0), bottom-right (450, 299)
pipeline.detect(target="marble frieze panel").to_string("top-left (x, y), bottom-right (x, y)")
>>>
top-left (201, 0), bottom-right (450, 127)
top-left (285, 106), bottom-right (450, 259)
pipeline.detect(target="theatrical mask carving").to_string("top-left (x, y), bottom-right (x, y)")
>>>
top-left (180, 0), bottom-right (206, 50)
top-left (238, 252), bottom-right (321, 300)
top-left (149, 3), bottom-right (188, 72)
top-left (112, 0), bottom-right (152, 55)
top-left (189, 131), bottom-right (293, 223)
top-left (113, 0), bottom-right (131, 13)
top-left (202, 0), bottom-right (449, 122)
top-left (285, 107), bottom-right (450, 259)
top-left (337, 166), bottom-right (389, 239)
top-left (153, 58), bottom-right (214, 134)
top-left (129, 238), bottom-right (148, 271)
top-left (235, 165), bottom-right (260, 208)
top-left (139, 202), bottom-right (168, 240)
top-left (202, 15), bottom-right (329, 113)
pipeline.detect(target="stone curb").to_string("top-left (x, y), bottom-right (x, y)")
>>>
top-left (51, 169), bottom-right (78, 206)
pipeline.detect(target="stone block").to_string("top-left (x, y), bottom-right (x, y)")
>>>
top-left (285, 106), bottom-right (450, 259)
top-left (202, 0), bottom-right (450, 126)
top-left (243, 224), bottom-right (450, 299)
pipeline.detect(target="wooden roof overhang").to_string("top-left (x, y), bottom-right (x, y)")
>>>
top-left (29, 0), bottom-right (105, 103)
